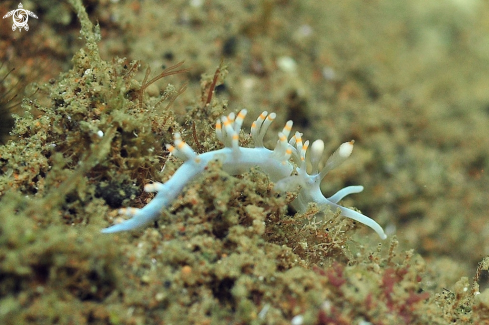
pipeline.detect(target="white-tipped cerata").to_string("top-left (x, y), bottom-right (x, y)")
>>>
top-left (310, 139), bottom-right (324, 174)
top-left (338, 141), bottom-right (354, 158)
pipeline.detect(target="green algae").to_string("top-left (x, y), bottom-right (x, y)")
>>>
top-left (0, 192), bottom-right (122, 324)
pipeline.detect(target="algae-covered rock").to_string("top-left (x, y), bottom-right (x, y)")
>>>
top-left (0, 193), bottom-right (122, 324)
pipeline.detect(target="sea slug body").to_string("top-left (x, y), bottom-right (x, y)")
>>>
top-left (102, 110), bottom-right (387, 240)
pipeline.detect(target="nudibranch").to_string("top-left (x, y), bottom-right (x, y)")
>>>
top-left (102, 110), bottom-right (387, 240)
